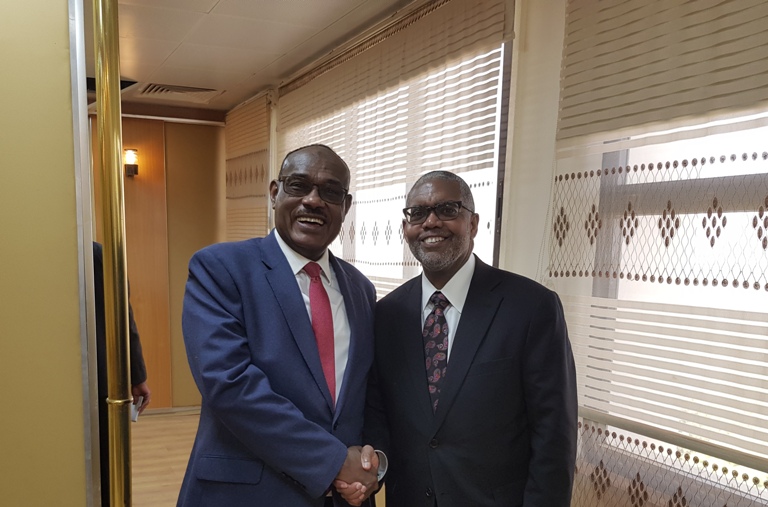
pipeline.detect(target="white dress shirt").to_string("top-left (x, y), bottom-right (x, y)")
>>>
top-left (275, 231), bottom-right (350, 402)
top-left (420, 254), bottom-right (476, 362)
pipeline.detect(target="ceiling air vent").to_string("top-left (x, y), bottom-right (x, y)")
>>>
top-left (138, 83), bottom-right (222, 104)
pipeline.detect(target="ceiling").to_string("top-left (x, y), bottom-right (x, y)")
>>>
top-left (83, 0), bottom-right (413, 114)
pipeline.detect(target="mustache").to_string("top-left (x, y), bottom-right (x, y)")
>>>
top-left (296, 208), bottom-right (328, 220)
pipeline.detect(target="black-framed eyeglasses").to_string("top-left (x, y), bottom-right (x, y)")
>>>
top-left (278, 175), bottom-right (348, 205)
top-left (402, 200), bottom-right (474, 225)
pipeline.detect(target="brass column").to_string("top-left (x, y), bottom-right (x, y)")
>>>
top-left (92, 0), bottom-right (132, 505)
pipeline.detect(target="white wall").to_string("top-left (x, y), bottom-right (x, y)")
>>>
top-left (499, 0), bottom-right (567, 283)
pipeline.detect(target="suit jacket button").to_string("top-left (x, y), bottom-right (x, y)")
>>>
top-left (425, 487), bottom-right (433, 497)
top-left (429, 438), bottom-right (438, 448)
top-left (333, 422), bottom-right (339, 430)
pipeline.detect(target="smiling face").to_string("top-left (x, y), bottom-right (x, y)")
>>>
top-left (269, 146), bottom-right (352, 261)
top-left (404, 177), bottom-right (478, 288)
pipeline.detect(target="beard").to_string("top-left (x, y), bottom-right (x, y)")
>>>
top-left (408, 233), bottom-right (472, 273)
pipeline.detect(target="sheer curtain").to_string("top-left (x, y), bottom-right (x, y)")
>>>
top-left (552, 0), bottom-right (768, 475)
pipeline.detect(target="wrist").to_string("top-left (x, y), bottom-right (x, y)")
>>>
top-left (374, 450), bottom-right (388, 481)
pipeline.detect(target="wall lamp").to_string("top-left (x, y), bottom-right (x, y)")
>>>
top-left (124, 149), bottom-right (139, 177)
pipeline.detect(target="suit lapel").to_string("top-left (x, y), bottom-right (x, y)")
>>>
top-left (331, 253), bottom-right (363, 419)
top-left (433, 259), bottom-right (503, 429)
top-left (262, 232), bottom-right (335, 411)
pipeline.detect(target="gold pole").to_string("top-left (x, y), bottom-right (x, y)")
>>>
top-left (92, 0), bottom-right (132, 505)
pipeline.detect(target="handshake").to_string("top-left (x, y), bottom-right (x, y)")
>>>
top-left (333, 445), bottom-right (381, 506)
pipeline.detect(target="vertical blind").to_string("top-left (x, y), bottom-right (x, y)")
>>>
top-left (277, 0), bottom-right (508, 297)
top-left (552, 0), bottom-right (768, 469)
top-left (225, 95), bottom-right (270, 241)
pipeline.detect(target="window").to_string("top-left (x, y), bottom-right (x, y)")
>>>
top-left (276, 0), bottom-right (509, 296)
top-left (281, 46), bottom-right (505, 296)
top-left (551, 115), bottom-right (768, 470)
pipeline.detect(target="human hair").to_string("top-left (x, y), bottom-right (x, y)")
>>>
top-left (407, 170), bottom-right (475, 211)
top-left (279, 144), bottom-right (350, 179)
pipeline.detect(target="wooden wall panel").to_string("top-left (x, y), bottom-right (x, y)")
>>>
top-left (165, 122), bottom-right (225, 407)
top-left (92, 117), bottom-right (173, 408)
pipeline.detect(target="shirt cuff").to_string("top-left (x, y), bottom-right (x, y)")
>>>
top-left (374, 450), bottom-right (388, 481)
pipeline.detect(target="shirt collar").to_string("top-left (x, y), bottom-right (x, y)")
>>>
top-left (420, 254), bottom-right (476, 313)
top-left (274, 229), bottom-right (332, 282)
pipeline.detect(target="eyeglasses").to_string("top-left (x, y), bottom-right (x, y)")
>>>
top-left (278, 175), bottom-right (348, 205)
top-left (402, 200), bottom-right (474, 224)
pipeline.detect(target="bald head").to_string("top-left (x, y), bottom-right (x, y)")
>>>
top-left (407, 170), bottom-right (474, 211)
top-left (280, 144), bottom-right (350, 187)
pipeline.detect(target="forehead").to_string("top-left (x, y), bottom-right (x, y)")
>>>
top-left (283, 148), bottom-right (349, 185)
top-left (407, 178), bottom-right (462, 207)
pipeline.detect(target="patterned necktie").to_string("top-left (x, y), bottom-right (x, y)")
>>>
top-left (423, 291), bottom-right (450, 412)
top-left (304, 262), bottom-right (336, 403)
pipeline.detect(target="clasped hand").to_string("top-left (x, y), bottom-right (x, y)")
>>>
top-left (333, 445), bottom-right (379, 506)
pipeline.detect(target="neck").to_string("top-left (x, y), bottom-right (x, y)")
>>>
top-left (423, 253), bottom-right (471, 289)
top-left (424, 272), bottom-right (448, 290)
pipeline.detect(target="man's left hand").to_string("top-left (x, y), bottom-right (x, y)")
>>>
top-left (131, 382), bottom-right (151, 414)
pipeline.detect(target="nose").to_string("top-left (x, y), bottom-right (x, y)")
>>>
top-left (301, 185), bottom-right (324, 206)
top-left (421, 209), bottom-right (442, 227)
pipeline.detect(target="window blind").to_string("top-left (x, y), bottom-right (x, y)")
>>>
top-left (558, 0), bottom-right (768, 141)
top-left (565, 294), bottom-right (768, 463)
top-left (276, 0), bottom-right (508, 297)
top-left (551, 0), bottom-right (768, 470)
top-left (225, 95), bottom-right (270, 240)
top-left (226, 94), bottom-right (269, 159)
top-left (549, 116), bottom-right (768, 469)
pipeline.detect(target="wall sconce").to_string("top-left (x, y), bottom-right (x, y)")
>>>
top-left (124, 149), bottom-right (139, 177)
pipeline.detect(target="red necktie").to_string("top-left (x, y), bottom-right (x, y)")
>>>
top-left (304, 262), bottom-right (336, 403)
top-left (423, 291), bottom-right (450, 412)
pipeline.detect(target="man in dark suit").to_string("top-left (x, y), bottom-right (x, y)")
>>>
top-left (177, 145), bottom-right (379, 507)
top-left (92, 241), bottom-right (151, 506)
top-left (360, 171), bottom-right (577, 507)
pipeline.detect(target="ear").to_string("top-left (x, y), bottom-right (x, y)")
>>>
top-left (341, 193), bottom-right (353, 220)
top-left (469, 212), bottom-right (479, 240)
top-left (269, 180), bottom-right (279, 207)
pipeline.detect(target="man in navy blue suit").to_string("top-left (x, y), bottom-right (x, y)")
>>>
top-left (178, 145), bottom-right (378, 507)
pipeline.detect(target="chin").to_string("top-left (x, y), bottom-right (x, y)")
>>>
top-left (411, 248), bottom-right (453, 272)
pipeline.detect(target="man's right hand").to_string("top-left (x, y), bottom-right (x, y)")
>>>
top-left (334, 446), bottom-right (378, 506)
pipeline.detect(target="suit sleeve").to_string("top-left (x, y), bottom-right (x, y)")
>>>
top-left (92, 242), bottom-right (147, 387)
top-left (363, 353), bottom-right (390, 456)
top-left (182, 249), bottom-right (348, 498)
top-left (363, 296), bottom-right (391, 458)
top-left (127, 284), bottom-right (147, 386)
top-left (522, 290), bottom-right (578, 507)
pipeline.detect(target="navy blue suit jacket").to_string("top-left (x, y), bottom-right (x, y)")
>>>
top-left (178, 231), bottom-right (376, 507)
top-left (365, 257), bottom-right (577, 507)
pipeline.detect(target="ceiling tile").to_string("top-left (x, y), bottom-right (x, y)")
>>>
top-left (148, 65), bottom-right (251, 91)
top-left (185, 15), bottom-right (310, 52)
top-left (115, 62), bottom-right (163, 83)
top-left (84, 0), bottom-right (414, 112)
top-left (119, 0), bottom-right (220, 14)
top-left (119, 37), bottom-right (179, 65)
top-left (211, 0), bottom-right (362, 27)
top-left (208, 73), bottom-right (282, 109)
top-left (163, 43), bottom-right (279, 73)
top-left (118, 3), bottom-right (205, 42)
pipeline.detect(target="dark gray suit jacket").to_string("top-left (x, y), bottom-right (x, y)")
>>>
top-left (365, 257), bottom-right (577, 507)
